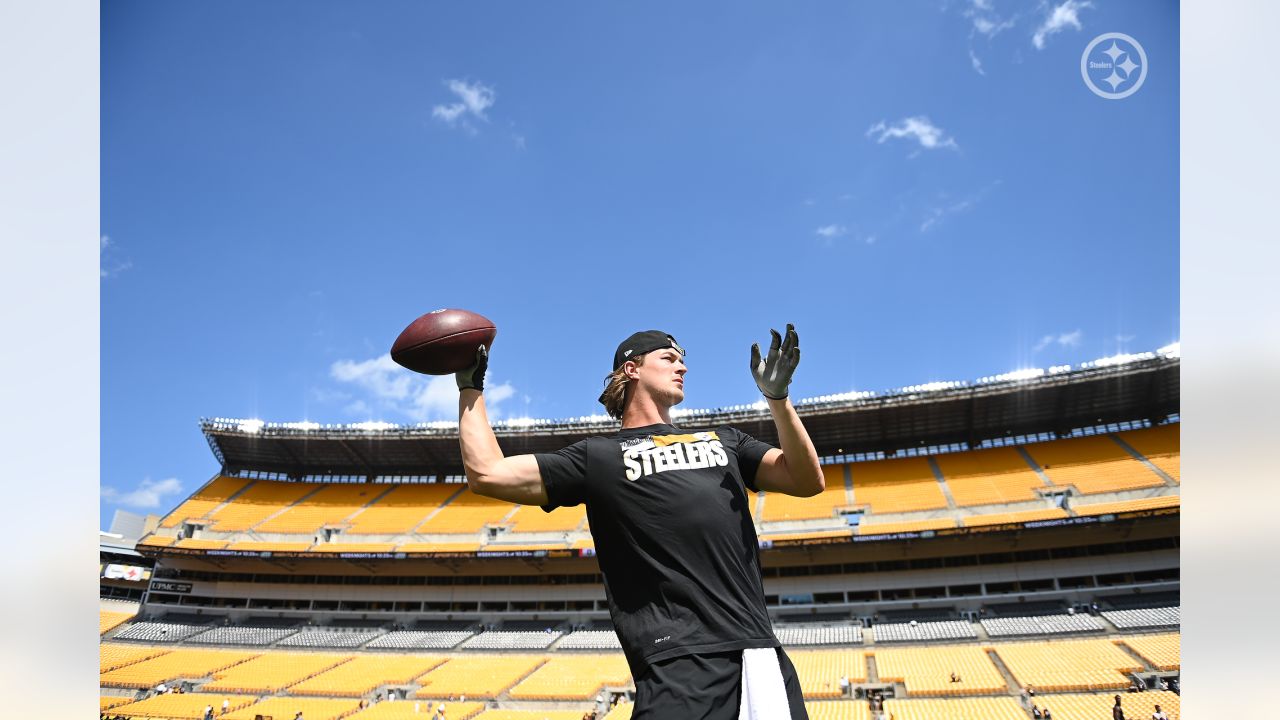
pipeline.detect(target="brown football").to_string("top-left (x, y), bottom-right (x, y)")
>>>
top-left (390, 308), bottom-right (497, 375)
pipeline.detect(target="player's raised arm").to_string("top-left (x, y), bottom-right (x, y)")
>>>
top-left (456, 347), bottom-right (549, 506)
top-left (749, 324), bottom-right (825, 497)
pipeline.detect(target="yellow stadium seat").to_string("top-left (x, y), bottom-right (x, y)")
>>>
top-left (505, 503), bottom-right (588, 532)
top-left (850, 458), bottom-right (947, 513)
top-left (602, 701), bottom-right (634, 720)
top-left (349, 700), bottom-right (486, 720)
top-left (761, 465), bottom-right (851, 521)
top-left (309, 542), bottom-right (397, 553)
top-left (105, 692), bottom-right (255, 719)
top-left (100, 610), bottom-right (134, 635)
top-left (962, 508), bottom-right (1068, 527)
top-left (256, 483), bottom-right (394, 534)
top-left (1118, 633), bottom-right (1179, 670)
top-left (397, 541), bottom-right (484, 553)
top-left (760, 529), bottom-right (853, 542)
top-left (224, 696), bottom-right (362, 720)
top-left (206, 481), bottom-right (321, 532)
top-left (224, 541), bottom-right (315, 552)
top-left (856, 518), bottom-right (954, 535)
top-left (936, 447), bottom-right (1047, 506)
top-left (508, 654), bottom-right (631, 700)
top-left (1117, 424), bottom-right (1180, 483)
top-left (883, 696), bottom-right (1029, 720)
top-left (872, 645), bottom-right (1006, 695)
top-left (290, 654), bottom-right (446, 696)
top-left (201, 652), bottom-right (350, 693)
top-left (789, 650), bottom-right (868, 698)
top-left (1074, 495), bottom-right (1179, 516)
top-left (100, 696), bottom-right (133, 712)
top-left (804, 700), bottom-right (873, 720)
top-left (469, 711), bottom-right (588, 720)
top-left (160, 476), bottom-right (251, 528)
top-left (346, 484), bottom-right (463, 534)
top-left (174, 538), bottom-right (229, 550)
top-left (1038, 690), bottom-right (1180, 720)
top-left (413, 654), bottom-right (547, 699)
top-left (992, 638), bottom-right (1143, 692)
top-left (1023, 437), bottom-right (1165, 495)
top-left (99, 648), bottom-right (258, 689)
top-left (100, 644), bottom-right (168, 673)
top-left (416, 490), bottom-right (517, 534)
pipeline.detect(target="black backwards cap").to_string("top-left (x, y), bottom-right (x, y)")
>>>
top-left (598, 330), bottom-right (685, 405)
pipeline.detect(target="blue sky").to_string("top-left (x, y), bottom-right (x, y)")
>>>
top-left (100, 1), bottom-right (1179, 528)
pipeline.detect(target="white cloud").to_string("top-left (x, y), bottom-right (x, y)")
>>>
top-left (432, 79), bottom-right (496, 134)
top-left (1033, 329), bottom-right (1084, 352)
top-left (919, 180), bottom-right (1001, 233)
top-left (969, 48), bottom-right (986, 75)
top-left (866, 116), bottom-right (958, 153)
top-left (100, 234), bottom-right (132, 278)
top-left (329, 353), bottom-right (516, 422)
top-left (815, 224), bottom-right (848, 238)
top-left (1033, 0), bottom-right (1092, 50)
top-left (101, 477), bottom-right (183, 509)
top-left (1115, 333), bottom-right (1137, 343)
top-left (966, 0), bottom-right (1017, 37)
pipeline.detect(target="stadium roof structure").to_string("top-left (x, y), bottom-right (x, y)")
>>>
top-left (201, 350), bottom-right (1179, 479)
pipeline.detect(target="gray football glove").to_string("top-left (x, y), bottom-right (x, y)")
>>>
top-left (456, 345), bottom-right (488, 392)
top-left (750, 324), bottom-right (800, 400)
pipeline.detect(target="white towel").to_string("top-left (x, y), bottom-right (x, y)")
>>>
top-left (738, 648), bottom-right (791, 720)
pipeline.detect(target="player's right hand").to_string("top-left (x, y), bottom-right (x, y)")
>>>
top-left (456, 345), bottom-right (488, 392)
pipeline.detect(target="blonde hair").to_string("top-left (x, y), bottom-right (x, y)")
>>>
top-left (600, 354), bottom-right (645, 420)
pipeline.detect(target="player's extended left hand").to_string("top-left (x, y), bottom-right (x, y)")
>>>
top-left (750, 323), bottom-right (800, 400)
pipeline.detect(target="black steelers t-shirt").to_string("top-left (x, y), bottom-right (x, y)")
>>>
top-left (536, 423), bottom-right (779, 673)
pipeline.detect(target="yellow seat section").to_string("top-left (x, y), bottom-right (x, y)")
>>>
top-left (481, 543), bottom-right (566, 551)
top-left (256, 483), bottom-right (393, 534)
top-left (344, 484), bottom-right (461, 534)
top-left (160, 476), bottom-right (251, 528)
top-left (397, 540), bottom-right (483, 552)
top-left (137, 535), bottom-right (175, 547)
top-left (992, 638), bottom-right (1143, 692)
top-left (471, 711), bottom-right (587, 720)
top-left (206, 480), bottom-right (320, 532)
top-left (1118, 424), bottom-right (1180, 483)
top-left (1038, 690), bottom-right (1180, 720)
top-left (883, 697), bottom-right (1029, 720)
top-left (100, 696), bottom-right (133, 712)
top-left (505, 503), bottom-right (587, 532)
top-left (416, 490), bottom-right (516, 533)
top-left (508, 654), bottom-right (631, 700)
top-left (872, 645), bottom-right (1006, 695)
top-left (174, 538), bottom-right (228, 550)
top-left (850, 457), bottom-right (947, 513)
top-left (790, 650), bottom-right (868, 698)
top-left (224, 696), bottom-right (362, 720)
top-left (761, 465), bottom-right (850, 521)
top-left (936, 447), bottom-right (1046, 506)
top-left (804, 700), bottom-right (873, 720)
top-left (100, 644), bottom-right (168, 673)
top-left (602, 702), bottom-right (634, 720)
top-left (99, 648), bottom-right (258, 689)
top-left (106, 692), bottom-right (255, 719)
top-left (100, 610), bottom-right (134, 635)
top-left (413, 654), bottom-right (547, 699)
top-left (1074, 495), bottom-right (1180, 516)
top-left (760, 529), bottom-right (852, 542)
top-left (1118, 633), bottom-right (1180, 670)
top-left (309, 542), bottom-right (397, 553)
top-left (1023, 436), bottom-right (1165, 494)
top-left (224, 541), bottom-right (314, 552)
top-left (856, 518), bottom-right (955, 535)
top-left (350, 701), bottom-right (486, 720)
top-left (201, 651), bottom-right (350, 693)
top-left (962, 508), bottom-right (1068, 527)
top-left (291, 654), bottom-right (445, 696)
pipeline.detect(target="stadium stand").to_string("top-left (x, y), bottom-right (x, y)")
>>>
top-left (1074, 495), bottom-right (1180, 516)
top-left (223, 540), bottom-right (315, 551)
top-left (349, 701), bottom-right (487, 720)
top-left (343, 483), bottom-right (460, 534)
top-left (413, 654), bottom-right (547, 699)
top-left (772, 624), bottom-right (863, 646)
top-left (883, 697), bottom-right (1029, 720)
top-left (255, 483), bottom-right (392, 534)
top-left (1101, 592), bottom-right (1180, 610)
top-left (159, 475), bottom-right (251, 528)
top-left (760, 529), bottom-right (853, 542)
top-left (873, 645), bottom-right (1007, 695)
top-left (417, 489), bottom-right (516, 533)
top-left (1039, 690), bottom-right (1180, 720)
top-left (992, 637), bottom-right (1143, 692)
top-left (461, 629), bottom-right (563, 650)
top-left (100, 644), bottom-right (169, 673)
top-left (849, 457), bottom-right (947, 513)
top-left (173, 538), bottom-right (229, 549)
top-left (290, 654), bottom-right (446, 696)
top-left (310, 542), bottom-right (398, 553)
top-left (935, 447), bottom-right (1047, 507)
top-left (1022, 436), bottom-right (1165, 494)
top-left (1118, 632), bottom-right (1180, 670)
top-left (804, 701), bottom-right (873, 720)
top-left (366, 629), bottom-right (477, 650)
top-left (99, 648), bottom-right (258, 689)
top-left (106, 692), bottom-right (255, 719)
top-left (205, 480), bottom-right (318, 532)
top-left (872, 621), bottom-right (976, 643)
top-left (505, 503), bottom-right (588, 532)
top-left (789, 650), bottom-right (868, 698)
top-left (100, 610), bottom-right (134, 635)
top-left (602, 702), bottom-right (634, 720)
top-left (555, 629), bottom-right (623, 650)
top-left (277, 628), bottom-right (385, 648)
top-left (856, 518), bottom-right (955, 535)
top-left (187, 625), bottom-right (300, 646)
top-left (136, 534), bottom-right (175, 547)
top-left (961, 508), bottom-right (1068, 527)
top-left (761, 464), bottom-right (850, 521)
top-left (1103, 606), bottom-right (1180, 629)
top-left (113, 619), bottom-right (212, 643)
top-left (980, 613), bottom-right (1106, 637)
top-left (508, 654), bottom-right (632, 699)
top-left (470, 711), bottom-right (587, 720)
top-left (223, 696), bottom-right (362, 720)
top-left (1118, 423), bottom-right (1181, 482)
top-left (200, 651), bottom-right (350, 693)
top-left (100, 696), bottom-right (133, 712)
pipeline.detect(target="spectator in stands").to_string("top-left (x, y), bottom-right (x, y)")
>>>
top-left (839, 676), bottom-right (849, 695)
top-left (1042, 707), bottom-right (1052, 719)
top-left (950, 672), bottom-right (961, 683)
top-left (1031, 704), bottom-right (1042, 719)
top-left (1151, 704), bottom-right (1168, 720)
top-left (222, 698), bottom-right (230, 715)
top-left (1158, 678), bottom-right (1169, 691)
top-left (1113, 695), bottom-right (1125, 720)
top-left (1171, 678), bottom-right (1179, 695)
top-left (203, 705), bottom-right (214, 720)
top-left (456, 328), bottom-right (820, 719)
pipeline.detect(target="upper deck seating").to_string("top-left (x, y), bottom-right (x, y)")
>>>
top-left (413, 655), bottom-right (547, 699)
top-left (773, 624), bottom-right (863, 646)
top-left (200, 651), bottom-right (350, 693)
top-left (991, 637), bottom-right (1143, 692)
top-left (205, 481), bottom-right (319, 532)
top-left (1023, 436), bottom-right (1165, 494)
top-left (255, 483), bottom-right (392, 534)
top-left (1102, 606), bottom-right (1180, 629)
top-left (508, 653), bottom-right (632, 699)
top-left (101, 610), bottom-right (134, 635)
top-left (460, 629), bottom-right (563, 650)
top-left (761, 465), bottom-right (850, 521)
top-left (1117, 424), bottom-right (1180, 482)
top-left (981, 614), bottom-right (1106, 637)
top-left (873, 644), bottom-right (1007, 695)
top-left (343, 484), bottom-right (461, 534)
top-left (936, 447), bottom-right (1047, 506)
top-left (849, 457), bottom-right (947, 513)
top-left (416, 489), bottom-right (516, 534)
top-left (555, 630), bottom-right (622, 650)
top-left (277, 628), bottom-right (385, 648)
top-left (113, 620), bottom-right (212, 643)
top-left (289, 654), bottom-right (446, 696)
top-left (1074, 495), bottom-right (1179, 516)
top-left (159, 476), bottom-right (251, 528)
top-left (961, 508), bottom-right (1068, 526)
top-left (504, 503), bottom-right (588, 532)
top-left (873, 621), bottom-right (976, 643)
top-left (856, 518), bottom-right (955, 535)
top-left (100, 644), bottom-right (168, 673)
top-left (366, 626), bottom-right (477, 650)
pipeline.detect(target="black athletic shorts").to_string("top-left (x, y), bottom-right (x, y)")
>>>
top-left (631, 647), bottom-right (809, 720)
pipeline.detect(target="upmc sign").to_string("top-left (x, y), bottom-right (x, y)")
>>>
top-left (150, 580), bottom-right (193, 594)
